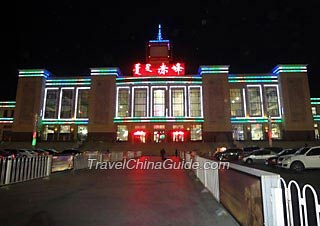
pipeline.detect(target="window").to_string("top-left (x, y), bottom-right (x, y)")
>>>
top-left (312, 107), bottom-right (317, 115)
top-left (171, 88), bottom-right (184, 116)
top-left (44, 89), bottom-right (59, 118)
top-left (251, 124), bottom-right (263, 140)
top-left (190, 124), bottom-right (202, 141)
top-left (60, 89), bottom-right (74, 118)
top-left (189, 87), bottom-right (202, 117)
top-left (117, 88), bottom-right (129, 117)
top-left (76, 89), bottom-right (89, 118)
top-left (265, 86), bottom-right (280, 117)
top-left (153, 89), bottom-right (165, 116)
top-left (307, 148), bottom-right (320, 156)
top-left (134, 89), bottom-right (147, 117)
top-left (117, 125), bottom-right (128, 141)
top-left (232, 124), bottom-right (244, 140)
top-left (230, 89), bottom-right (244, 117)
top-left (247, 87), bottom-right (262, 116)
top-left (78, 126), bottom-right (88, 141)
top-left (271, 124), bottom-right (281, 139)
top-left (60, 125), bottom-right (70, 133)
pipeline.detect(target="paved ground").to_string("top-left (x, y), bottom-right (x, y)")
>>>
top-left (0, 156), bottom-right (239, 226)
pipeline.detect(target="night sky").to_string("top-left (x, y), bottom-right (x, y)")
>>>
top-left (2, 0), bottom-right (319, 100)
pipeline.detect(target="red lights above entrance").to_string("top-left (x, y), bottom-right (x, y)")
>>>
top-left (133, 63), bottom-right (185, 76)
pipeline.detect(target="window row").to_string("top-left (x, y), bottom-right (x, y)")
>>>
top-left (117, 86), bottom-right (203, 118)
top-left (43, 88), bottom-right (89, 119)
top-left (230, 85), bottom-right (281, 117)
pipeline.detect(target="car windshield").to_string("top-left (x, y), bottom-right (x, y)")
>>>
top-left (278, 149), bottom-right (296, 156)
top-left (294, 147), bottom-right (309, 155)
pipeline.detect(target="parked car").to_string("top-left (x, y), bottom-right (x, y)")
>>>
top-left (277, 146), bottom-right (309, 167)
top-left (265, 148), bottom-right (297, 166)
top-left (18, 149), bottom-right (38, 157)
top-left (43, 148), bottom-right (59, 155)
top-left (281, 146), bottom-right (320, 172)
top-left (33, 149), bottom-right (50, 156)
top-left (265, 147), bottom-right (283, 154)
top-left (242, 148), bottom-right (278, 164)
top-left (59, 149), bottom-right (82, 156)
top-left (0, 150), bottom-right (15, 160)
top-left (239, 146), bottom-right (260, 160)
top-left (214, 148), bottom-right (243, 161)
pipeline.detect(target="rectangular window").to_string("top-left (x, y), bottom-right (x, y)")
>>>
top-left (189, 87), bottom-right (202, 117)
top-left (251, 124), bottom-right (263, 140)
top-left (153, 89), bottom-right (165, 116)
top-left (117, 88), bottom-right (130, 117)
top-left (44, 89), bottom-right (59, 118)
top-left (60, 89), bottom-right (74, 119)
top-left (230, 89), bottom-right (244, 117)
top-left (265, 86), bottom-right (280, 117)
top-left (247, 87), bottom-right (262, 116)
top-left (312, 107), bottom-right (317, 115)
top-left (172, 89), bottom-right (184, 116)
top-left (76, 89), bottom-right (89, 118)
top-left (117, 125), bottom-right (128, 141)
top-left (190, 124), bottom-right (202, 141)
top-left (134, 89), bottom-right (147, 117)
top-left (232, 124), bottom-right (244, 140)
top-left (271, 124), bottom-right (281, 139)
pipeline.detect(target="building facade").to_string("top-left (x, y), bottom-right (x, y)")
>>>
top-left (1, 27), bottom-right (319, 143)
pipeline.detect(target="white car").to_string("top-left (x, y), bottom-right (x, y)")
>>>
top-left (242, 148), bottom-right (278, 164)
top-left (281, 146), bottom-right (320, 172)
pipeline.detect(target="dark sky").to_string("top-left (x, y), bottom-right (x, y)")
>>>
top-left (2, 0), bottom-right (319, 100)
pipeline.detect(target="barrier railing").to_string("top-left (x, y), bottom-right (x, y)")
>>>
top-left (0, 156), bottom-right (52, 186)
top-left (182, 152), bottom-right (285, 226)
top-left (280, 178), bottom-right (320, 226)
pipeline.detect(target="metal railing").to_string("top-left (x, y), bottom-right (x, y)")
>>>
top-left (280, 178), bottom-right (320, 226)
top-left (0, 156), bottom-right (52, 186)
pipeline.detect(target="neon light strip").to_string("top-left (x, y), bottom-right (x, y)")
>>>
top-left (116, 87), bottom-right (130, 117)
top-left (228, 76), bottom-right (277, 79)
top-left (228, 80), bottom-right (278, 83)
top-left (41, 120), bottom-right (88, 125)
top-left (42, 88), bottom-right (59, 120)
top-left (91, 68), bottom-right (119, 73)
top-left (0, 105), bottom-right (15, 108)
top-left (311, 102), bottom-right (320, 105)
top-left (0, 118), bottom-right (14, 120)
top-left (91, 73), bottom-right (118, 76)
top-left (117, 81), bottom-right (202, 85)
top-left (275, 70), bottom-right (307, 73)
top-left (0, 121), bottom-right (13, 124)
top-left (114, 117), bottom-right (204, 123)
top-left (19, 69), bottom-right (50, 78)
top-left (46, 79), bottom-right (91, 82)
top-left (231, 119), bottom-right (282, 123)
top-left (46, 82), bottom-right (91, 86)
top-left (310, 98), bottom-right (320, 101)
top-left (200, 71), bottom-right (228, 75)
top-left (116, 76), bottom-right (202, 80)
top-left (242, 88), bottom-right (247, 117)
top-left (272, 65), bottom-right (307, 74)
top-left (149, 40), bottom-right (170, 43)
top-left (0, 101), bottom-right (16, 104)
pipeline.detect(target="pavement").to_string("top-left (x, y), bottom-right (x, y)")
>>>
top-left (0, 156), bottom-right (239, 226)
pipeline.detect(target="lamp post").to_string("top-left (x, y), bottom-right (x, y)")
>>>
top-left (268, 115), bottom-right (272, 147)
top-left (32, 113), bottom-right (38, 147)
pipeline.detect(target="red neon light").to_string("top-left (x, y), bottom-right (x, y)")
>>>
top-left (133, 62), bottom-right (185, 76)
top-left (133, 130), bottom-right (146, 136)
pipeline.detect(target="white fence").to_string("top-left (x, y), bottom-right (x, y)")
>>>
top-left (280, 178), bottom-right (320, 226)
top-left (184, 153), bottom-right (284, 226)
top-left (0, 156), bottom-right (52, 186)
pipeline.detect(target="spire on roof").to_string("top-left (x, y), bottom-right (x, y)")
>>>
top-left (157, 24), bottom-right (163, 41)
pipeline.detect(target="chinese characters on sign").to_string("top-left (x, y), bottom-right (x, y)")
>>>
top-left (133, 63), bottom-right (185, 76)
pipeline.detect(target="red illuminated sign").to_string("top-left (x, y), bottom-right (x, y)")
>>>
top-left (133, 62), bottom-right (185, 76)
